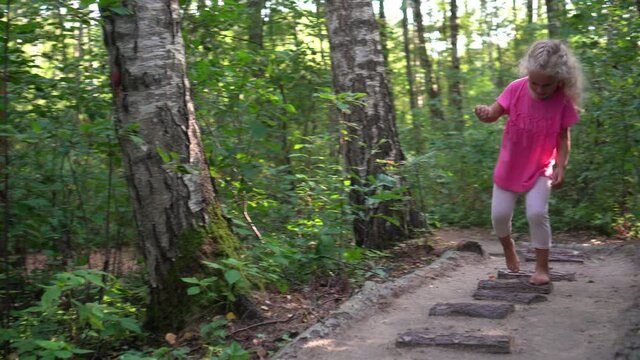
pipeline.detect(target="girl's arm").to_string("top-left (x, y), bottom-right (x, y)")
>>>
top-left (552, 127), bottom-right (571, 189)
top-left (474, 102), bottom-right (505, 123)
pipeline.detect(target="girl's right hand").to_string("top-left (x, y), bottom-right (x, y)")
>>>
top-left (474, 105), bottom-right (492, 122)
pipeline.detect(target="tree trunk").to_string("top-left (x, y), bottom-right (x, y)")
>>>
top-left (101, 0), bottom-right (238, 333)
top-left (545, 0), bottom-right (564, 38)
top-left (325, 0), bottom-right (425, 249)
top-left (248, 0), bottom-right (266, 50)
top-left (378, 0), bottom-right (390, 70)
top-left (449, 0), bottom-right (463, 127)
top-left (0, 0), bottom-right (9, 263)
top-left (402, 0), bottom-right (422, 152)
top-left (412, 0), bottom-right (444, 124)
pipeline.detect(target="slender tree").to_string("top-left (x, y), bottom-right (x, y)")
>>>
top-left (248, 0), bottom-right (266, 50)
top-left (378, 0), bottom-right (390, 69)
top-left (101, 0), bottom-right (239, 332)
top-left (449, 0), bottom-right (463, 125)
top-left (546, 0), bottom-right (564, 38)
top-left (401, 0), bottom-right (425, 153)
top-left (0, 0), bottom-right (10, 331)
top-left (325, 0), bottom-right (425, 249)
top-left (401, 1), bottom-right (418, 112)
top-left (412, 0), bottom-right (444, 124)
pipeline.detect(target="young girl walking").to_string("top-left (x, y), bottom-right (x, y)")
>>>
top-left (474, 39), bottom-right (584, 285)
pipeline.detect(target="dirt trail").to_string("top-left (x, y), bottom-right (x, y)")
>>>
top-left (272, 229), bottom-right (640, 360)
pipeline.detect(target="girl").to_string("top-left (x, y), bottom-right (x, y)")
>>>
top-left (474, 40), bottom-right (584, 285)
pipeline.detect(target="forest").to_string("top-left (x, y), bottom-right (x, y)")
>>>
top-left (0, 0), bottom-right (638, 358)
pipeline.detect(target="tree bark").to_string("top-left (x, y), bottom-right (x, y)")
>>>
top-left (101, 0), bottom-right (238, 333)
top-left (378, 0), bottom-right (390, 70)
top-left (545, 0), bottom-right (565, 38)
top-left (325, 0), bottom-right (425, 249)
top-left (412, 0), bottom-right (444, 124)
top-left (473, 289), bottom-right (548, 304)
top-left (429, 302), bottom-right (515, 319)
top-left (401, 0), bottom-right (423, 153)
top-left (248, 0), bottom-right (266, 51)
top-left (449, 0), bottom-right (463, 127)
top-left (397, 329), bottom-right (514, 353)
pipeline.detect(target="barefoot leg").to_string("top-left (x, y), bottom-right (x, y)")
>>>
top-left (499, 235), bottom-right (520, 272)
top-left (530, 248), bottom-right (550, 285)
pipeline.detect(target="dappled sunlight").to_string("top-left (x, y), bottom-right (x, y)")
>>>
top-left (302, 338), bottom-right (350, 352)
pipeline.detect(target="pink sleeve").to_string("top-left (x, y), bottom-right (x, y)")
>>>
top-left (562, 100), bottom-right (579, 128)
top-left (496, 80), bottom-right (518, 115)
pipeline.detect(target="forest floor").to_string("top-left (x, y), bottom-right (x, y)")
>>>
top-left (24, 228), bottom-right (638, 359)
top-left (221, 228), bottom-right (640, 360)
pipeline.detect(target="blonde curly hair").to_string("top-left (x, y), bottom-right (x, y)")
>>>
top-left (519, 39), bottom-right (585, 107)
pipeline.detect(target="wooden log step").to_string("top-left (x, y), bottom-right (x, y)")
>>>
top-left (473, 289), bottom-right (547, 304)
top-left (429, 302), bottom-right (515, 319)
top-left (497, 269), bottom-right (576, 282)
top-left (478, 279), bottom-right (553, 294)
top-left (523, 248), bottom-right (585, 263)
top-left (396, 329), bottom-right (514, 353)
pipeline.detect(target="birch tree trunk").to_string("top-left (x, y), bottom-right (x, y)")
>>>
top-left (101, 0), bottom-right (238, 332)
top-left (325, 0), bottom-right (425, 249)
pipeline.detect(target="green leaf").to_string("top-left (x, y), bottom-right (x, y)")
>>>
top-left (224, 270), bottom-right (242, 285)
top-left (187, 286), bottom-right (201, 295)
top-left (119, 318), bottom-right (142, 333)
top-left (157, 147), bottom-right (170, 163)
top-left (40, 286), bottom-right (62, 308)
top-left (181, 277), bottom-right (201, 284)
top-left (35, 340), bottom-right (64, 350)
top-left (109, 7), bottom-right (133, 15)
top-left (54, 350), bottom-right (74, 359)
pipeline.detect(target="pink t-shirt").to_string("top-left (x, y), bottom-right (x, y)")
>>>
top-left (494, 77), bottom-right (579, 192)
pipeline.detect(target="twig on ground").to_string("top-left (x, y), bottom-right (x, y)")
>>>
top-left (230, 315), bottom-right (297, 335)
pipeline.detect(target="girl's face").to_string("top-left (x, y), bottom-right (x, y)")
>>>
top-left (528, 71), bottom-right (562, 100)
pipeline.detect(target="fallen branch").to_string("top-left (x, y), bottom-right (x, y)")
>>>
top-left (230, 314), bottom-right (297, 335)
top-left (242, 193), bottom-right (263, 241)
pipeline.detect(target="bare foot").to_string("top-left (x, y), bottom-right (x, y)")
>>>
top-left (499, 236), bottom-right (520, 273)
top-left (530, 248), bottom-right (550, 285)
top-left (530, 272), bottom-right (550, 285)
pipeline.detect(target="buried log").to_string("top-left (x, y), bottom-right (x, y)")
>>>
top-left (396, 329), bottom-right (514, 353)
top-left (478, 279), bottom-right (553, 294)
top-left (429, 302), bottom-right (515, 319)
top-left (524, 248), bottom-right (585, 263)
top-left (473, 289), bottom-right (547, 304)
top-left (497, 269), bottom-right (576, 282)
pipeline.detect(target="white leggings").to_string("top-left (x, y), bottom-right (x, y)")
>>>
top-left (492, 177), bottom-right (552, 249)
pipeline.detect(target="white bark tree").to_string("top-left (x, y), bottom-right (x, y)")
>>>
top-left (325, 0), bottom-right (425, 249)
top-left (101, 0), bottom-right (238, 332)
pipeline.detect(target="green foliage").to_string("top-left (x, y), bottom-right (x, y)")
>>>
top-left (2, 269), bottom-right (144, 359)
top-left (3, 0), bottom-right (639, 357)
top-left (182, 257), bottom-right (280, 310)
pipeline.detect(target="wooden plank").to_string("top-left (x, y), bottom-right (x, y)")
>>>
top-left (396, 329), bottom-right (514, 353)
top-left (524, 253), bottom-right (585, 263)
top-left (524, 248), bottom-right (585, 263)
top-left (477, 279), bottom-right (553, 294)
top-left (473, 289), bottom-right (547, 304)
top-left (497, 269), bottom-right (576, 282)
top-left (429, 302), bottom-right (515, 319)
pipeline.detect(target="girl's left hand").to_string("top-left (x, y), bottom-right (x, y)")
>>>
top-left (551, 167), bottom-right (565, 189)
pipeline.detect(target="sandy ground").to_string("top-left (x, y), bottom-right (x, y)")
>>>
top-left (274, 229), bottom-right (640, 360)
